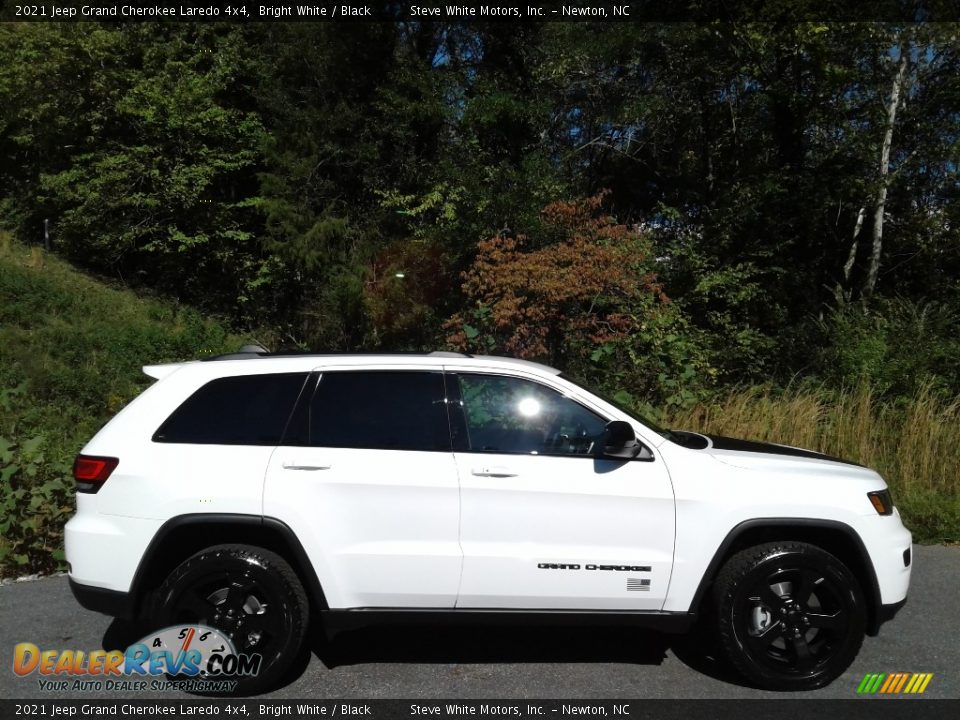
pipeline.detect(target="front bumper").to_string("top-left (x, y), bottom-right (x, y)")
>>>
top-left (855, 510), bottom-right (912, 605)
top-left (854, 509), bottom-right (912, 636)
top-left (869, 597), bottom-right (907, 636)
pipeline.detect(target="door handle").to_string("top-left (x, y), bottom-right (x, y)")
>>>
top-left (471, 466), bottom-right (517, 478)
top-left (282, 462), bottom-right (331, 471)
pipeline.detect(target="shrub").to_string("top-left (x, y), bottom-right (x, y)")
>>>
top-left (445, 194), bottom-right (716, 407)
top-left (815, 297), bottom-right (960, 397)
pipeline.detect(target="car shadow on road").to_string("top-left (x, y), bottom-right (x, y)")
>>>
top-left (100, 617), bottom-right (750, 693)
top-left (311, 622), bottom-right (749, 687)
top-left (668, 632), bottom-right (750, 688)
top-left (314, 624), bottom-right (671, 667)
top-left (102, 617), bottom-right (153, 652)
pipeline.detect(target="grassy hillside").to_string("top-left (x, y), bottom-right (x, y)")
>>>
top-left (0, 236), bottom-right (244, 575)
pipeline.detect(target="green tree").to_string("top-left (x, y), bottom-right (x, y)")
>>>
top-left (2, 25), bottom-right (270, 317)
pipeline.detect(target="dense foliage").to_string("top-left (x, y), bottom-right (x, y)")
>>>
top-left (1, 20), bottom-right (959, 569)
top-left (2, 21), bottom-right (957, 403)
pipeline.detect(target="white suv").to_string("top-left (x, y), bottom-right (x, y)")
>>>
top-left (65, 349), bottom-right (912, 693)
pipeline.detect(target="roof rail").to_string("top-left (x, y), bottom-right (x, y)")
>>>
top-left (201, 343), bottom-right (269, 362)
top-left (201, 346), bottom-right (472, 362)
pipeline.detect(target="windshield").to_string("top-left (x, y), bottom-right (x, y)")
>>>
top-left (559, 373), bottom-right (677, 442)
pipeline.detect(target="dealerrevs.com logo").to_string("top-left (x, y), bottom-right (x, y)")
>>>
top-left (857, 672), bottom-right (934, 695)
top-left (12, 624), bottom-right (261, 694)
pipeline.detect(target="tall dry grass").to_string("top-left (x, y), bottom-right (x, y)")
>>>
top-left (664, 384), bottom-right (960, 543)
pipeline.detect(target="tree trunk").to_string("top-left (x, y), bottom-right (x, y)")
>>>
top-left (863, 45), bottom-right (909, 298)
top-left (842, 205), bottom-right (866, 292)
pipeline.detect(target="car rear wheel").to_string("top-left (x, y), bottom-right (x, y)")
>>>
top-left (713, 541), bottom-right (866, 691)
top-left (154, 544), bottom-right (308, 695)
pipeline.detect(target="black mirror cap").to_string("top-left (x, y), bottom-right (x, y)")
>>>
top-left (604, 420), bottom-right (635, 444)
top-left (602, 420), bottom-right (648, 459)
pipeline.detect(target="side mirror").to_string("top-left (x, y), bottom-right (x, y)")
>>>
top-left (602, 420), bottom-right (644, 459)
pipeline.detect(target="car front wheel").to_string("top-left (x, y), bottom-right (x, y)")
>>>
top-left (713, 541), bottom-right (866, 691)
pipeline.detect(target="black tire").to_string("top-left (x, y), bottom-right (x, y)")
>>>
top-left (712, 541), bottom-right (866, 691)
top-left (154, 544), bottom-right (309, 695)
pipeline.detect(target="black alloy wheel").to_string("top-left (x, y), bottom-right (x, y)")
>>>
top-left (713, 541), bottom-right (866, 690)
top-left (154, 544), bottom-right (309, 695)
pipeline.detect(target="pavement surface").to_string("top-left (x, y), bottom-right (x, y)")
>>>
top-left (1, 545), bottom-right (956, 701)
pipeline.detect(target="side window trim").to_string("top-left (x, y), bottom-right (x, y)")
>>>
top-left (277, 371), bottom-right (321, 447)
top-left (443, 372), bottom-right (470, 453)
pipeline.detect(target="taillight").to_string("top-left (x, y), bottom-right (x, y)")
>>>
top-left (73, 455), bottom-right (119, 494)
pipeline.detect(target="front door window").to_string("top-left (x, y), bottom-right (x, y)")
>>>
top-left (457, 374), bottom-right (607, 456)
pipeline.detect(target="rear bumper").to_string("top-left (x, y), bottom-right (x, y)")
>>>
top-left (68, 577), bottom-right (135, 620)
top-left (65, 499), bottom-right (164, 593)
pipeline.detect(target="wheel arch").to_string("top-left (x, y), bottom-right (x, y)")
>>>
top-left (688, 518), bottom-right (884, 635)
top-left (128, 513), bottom-right (328, 618)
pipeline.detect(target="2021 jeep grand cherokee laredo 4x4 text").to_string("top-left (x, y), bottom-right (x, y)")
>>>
top-left (66, 350), bottom-right (911, 693)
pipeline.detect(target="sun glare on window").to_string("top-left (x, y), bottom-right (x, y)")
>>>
top-left (517, 398), bottom-right (541, 417)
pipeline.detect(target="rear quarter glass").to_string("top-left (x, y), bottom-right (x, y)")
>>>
top-left (153, 372), bottom-right (310, 445)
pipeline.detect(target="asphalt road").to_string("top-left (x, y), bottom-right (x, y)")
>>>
top-left (1, 545), bottom-right (956, 701)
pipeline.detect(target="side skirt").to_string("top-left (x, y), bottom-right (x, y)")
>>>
top-left (321, 608), bottom-right (696, 636)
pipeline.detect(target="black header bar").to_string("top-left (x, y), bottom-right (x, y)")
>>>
top-left (3, 0), bottom-right (960, 23)
top-left (1, 699), bottom-right (958, 719)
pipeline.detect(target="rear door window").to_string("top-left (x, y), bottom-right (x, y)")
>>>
top-left (309, 371), bottom-right (449, 451)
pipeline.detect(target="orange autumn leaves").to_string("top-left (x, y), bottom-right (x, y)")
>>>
top-left (447, 194), bottom-right (668, 361)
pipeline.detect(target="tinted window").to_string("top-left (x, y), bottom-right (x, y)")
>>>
top-left (154, 373), bottom-right (309, 445)
top-left (310, 371), bottom-right (449, 451)
top-left (457, 374), bottom-right (607, 456)
top-left (559, 372), bottom-right (673, 440)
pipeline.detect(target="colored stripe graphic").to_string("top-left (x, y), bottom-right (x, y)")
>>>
top-left (857, 673), bottom-right (933, 694)
top-left (881, 673), bottom-right (905, 693)
top-left (893, 673), bottom-right (910, 693)
top-left (907, 673), bottom-right (933, 693)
